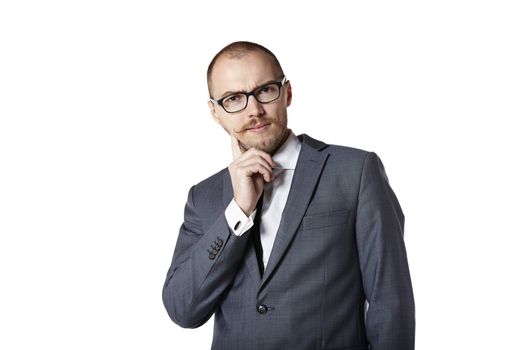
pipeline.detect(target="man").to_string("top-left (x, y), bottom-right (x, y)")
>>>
top-left (162, 41), bottom-right (415, 350)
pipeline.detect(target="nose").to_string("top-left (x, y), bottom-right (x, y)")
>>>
top-left (245, 95), bottom-right (264, 118)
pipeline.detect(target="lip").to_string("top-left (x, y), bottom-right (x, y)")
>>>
top-left (247, 123), bottom-right (271, 133)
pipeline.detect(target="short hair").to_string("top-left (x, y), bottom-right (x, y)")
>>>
top-left (207, 41), bottom-right (284, 98)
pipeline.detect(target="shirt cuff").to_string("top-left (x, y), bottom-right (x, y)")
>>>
top-left (225, 199), bottom-right (256, 236)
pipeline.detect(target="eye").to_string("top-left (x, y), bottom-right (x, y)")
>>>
top-left (222, 93), bottom-right (246, 109)
top-left (258, 86), bottom-right (272, 95)
top-left (257, 84), bottom-right (278, 96)
top-left (223, 94), bottom-right (243, 104)
top-left (255, 83), bottom-right (280, 102)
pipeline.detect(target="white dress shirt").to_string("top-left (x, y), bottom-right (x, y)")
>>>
top-left (225, 131), bottom-right (302, 267)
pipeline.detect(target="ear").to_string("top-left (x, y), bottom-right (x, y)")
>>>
top-left (208, 100), bottom-right (221, 125)
top-left (285, 80), bottom-right (292, 107)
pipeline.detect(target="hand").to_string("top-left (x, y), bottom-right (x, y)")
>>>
top-left (228, 135), bottom-right (274, 215)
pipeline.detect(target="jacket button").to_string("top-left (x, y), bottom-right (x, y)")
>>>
top-left (209, 253), bottom-right (215, 260)
top-left (257, 304), bottom-right (268, 315)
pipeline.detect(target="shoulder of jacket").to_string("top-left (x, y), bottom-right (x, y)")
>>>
top-left (190, 167), bottom-right (228, 199)
top-left (299, 133), bottom-right (372, 159)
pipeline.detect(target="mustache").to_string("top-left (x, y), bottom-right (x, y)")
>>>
top-left (233, 118), bottom-right (270, 134)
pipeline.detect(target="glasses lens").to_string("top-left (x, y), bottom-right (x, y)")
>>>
top-left (222, 93), bottom-right (247, 113)
top-left (255, 83), bottom-right (280, 103)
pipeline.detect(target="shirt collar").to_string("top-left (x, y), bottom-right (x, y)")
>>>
top-left (272, 130), bottom-right (301, 170)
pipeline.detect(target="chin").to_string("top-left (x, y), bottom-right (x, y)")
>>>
top-left (239, 139), bottom-right (274, 154)
top-left (256, 138), bottom-right (283, 154)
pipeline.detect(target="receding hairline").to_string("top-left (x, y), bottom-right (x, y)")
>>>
top-left (207, 41), bottom-right (284, 98)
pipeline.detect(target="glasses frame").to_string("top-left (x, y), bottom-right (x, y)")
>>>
top-left (210, 76), bottom-right (287, 114)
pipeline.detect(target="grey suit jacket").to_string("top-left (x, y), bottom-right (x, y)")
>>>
top-left (163, 134), bottom-right (415, 350)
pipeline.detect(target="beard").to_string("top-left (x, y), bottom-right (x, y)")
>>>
top-left (219, 113), bottom-right (290, 155)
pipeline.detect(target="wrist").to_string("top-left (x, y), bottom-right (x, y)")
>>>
top-left (234, 198), bottom-right (255, 216)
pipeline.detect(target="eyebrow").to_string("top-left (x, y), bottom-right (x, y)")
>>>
top-left (216, 78), bottom-right (279, 100)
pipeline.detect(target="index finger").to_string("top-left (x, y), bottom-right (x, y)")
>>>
top-left (230, 135), bottom-right (243, 160)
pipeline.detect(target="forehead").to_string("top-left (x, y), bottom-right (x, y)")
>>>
top-left (210, 51), bottom-right (280, 96)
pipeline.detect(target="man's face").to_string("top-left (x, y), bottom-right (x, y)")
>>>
top-left (208, 51), bottom-right (292, 154)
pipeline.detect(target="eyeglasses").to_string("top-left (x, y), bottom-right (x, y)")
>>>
top-left (210, 76), bottom-right (287, 113)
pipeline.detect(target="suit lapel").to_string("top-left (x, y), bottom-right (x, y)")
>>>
top-left (260, 134), bottom-right (329, 288)
top-left (222, 172), bottom-right (262, 285)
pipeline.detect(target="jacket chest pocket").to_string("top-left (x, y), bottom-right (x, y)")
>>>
top-left (300, 209), bottom-right (350, 231)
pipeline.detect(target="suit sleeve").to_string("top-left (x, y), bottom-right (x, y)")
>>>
top-left (162, 185), bottom-right (252, 328)
top-left (355, 152), bottom-right (415, 350)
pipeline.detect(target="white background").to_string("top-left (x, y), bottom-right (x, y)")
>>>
top-left (1, 1), bottom-right (524, 349)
